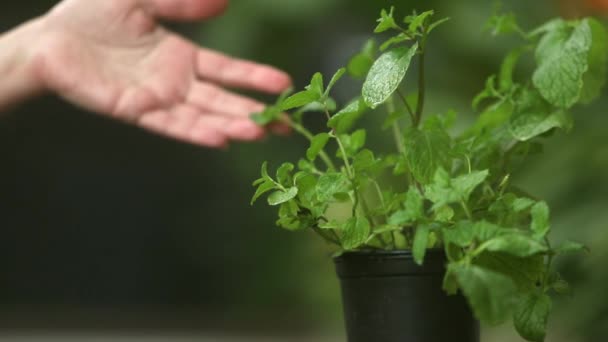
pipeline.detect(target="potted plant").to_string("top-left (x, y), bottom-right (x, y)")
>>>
top-left (251, 6), bottom-right (607, 342)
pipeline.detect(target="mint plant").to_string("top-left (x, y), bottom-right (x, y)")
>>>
top-left (251, 7), bottom-right (607, 342)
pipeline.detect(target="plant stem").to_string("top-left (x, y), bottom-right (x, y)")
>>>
top-left (461, 201), bottom-right (473, 220)
top-left (312, 226), bottom-right (341, 247)
top-left (414, 32), bottom-right (428, 128)
top-left (395, 89), bottom-right (416, 126)
top-left (281, 116), bottom-right (337, 172)
top-left (387, 96), bottom-right (406, 155)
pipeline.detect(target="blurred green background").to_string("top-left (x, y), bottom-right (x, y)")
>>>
top-left (0, 0), bottom-right (606, 341)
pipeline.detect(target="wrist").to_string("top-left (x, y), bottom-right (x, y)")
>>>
top-left (0, 17), bottom-right (47, 109)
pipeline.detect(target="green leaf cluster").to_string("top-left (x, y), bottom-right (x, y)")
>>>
top-left (250, 6), bottom-right (605, 342)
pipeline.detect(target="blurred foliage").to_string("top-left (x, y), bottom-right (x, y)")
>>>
top-left (0, 0), bottom-right (607, 341)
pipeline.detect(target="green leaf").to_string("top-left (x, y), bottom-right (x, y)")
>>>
top-left (513, 291), bottom-right (552, 342)
top-left (408, 10), bottom-right (434, 33)
top-left (484, 10), bottom-right (522, 36)
top-left (482, 234), bottom-right (548, 257)
top-left (554, 240), bottom-right (589, 254)
top-left (472, 75), bottom-right (499, 111)
top-left (308, 72), bottom-right (325, 96)
top-left (452, 170), bottom-right (490, 201)
top-left (295, 172), bottom-right (318, 207)
top-left (347, 39), bottom-right (376, 78)
top-left (443, 221), bottom-right (475, 248)
top-left (499, 47), bottom-right (528, 92)
top-left (412, 224), bottom-right (430, 265)
top-left (268, 187), bottom-right (299, 206)
top-left (261, 161), bottom-right (271, 180)
top-left (306, 133), bottom-right (330, 162)
top-left (316, 172), bottom-right (350, 202)
top-left (251, 180), bottom-right (276, 205)
top-left (428, 17), bottom-right (450, 34)
top-left (276, 162), bottom-right (295, 186)
top-left (328, 99), bottom-right (366, 134)
top-left (512, 198), bottom-right (536, 212)
top-left (341, 216), bottom-right (371, 250)
top-left (450, 264), bottom-right (517, 324)
top-left (509, 88), bottom-right (572, 141)
top-left (530, 201), bottom-right (550, 238)
top-left (325, 68), bottom-right (346, 98)
top-left (380, 33), bottom-right (410, 52)
top-left (532, 19), bottom-right (593, 108)
top-left (580, 18), bottom-right (608, 103)
top-left (281, 90), bottom-right (320, 110)
top-left (405, 127), bottom-right (451, 184)
top-left (338, 129), bottom-right (366, 158)
top-left (388, 188), bottom-right (424, 225)
top-left (374, 7), bottom-right (398, 33)
top-left (352, 149), bottom-right (380, 174)
top-left (362, 43), bottom-right (419, 108)
top-left (475, 252), bottom-right (545, 291)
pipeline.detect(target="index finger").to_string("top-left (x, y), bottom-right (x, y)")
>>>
top-left (197, 48), bottom-right (292, 94)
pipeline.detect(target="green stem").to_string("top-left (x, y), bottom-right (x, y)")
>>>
top-left (282, 117), bottom-right (336, 172)
top-left (312, 226), bottom-right (341, 247)
top-left (461, 201), bottom-right (473, 220)
top-left (396, 89), bottom-right (416, 126)
top-left (414, 33), bottom-right (428, 128)
top-left (387, 96), bottom-right (406, 155)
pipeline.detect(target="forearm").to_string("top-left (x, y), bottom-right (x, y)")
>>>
top-left (0, 18), bottom-right (45, 111)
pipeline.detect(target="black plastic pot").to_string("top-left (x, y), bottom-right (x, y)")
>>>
top-left (334, 250), bottom-right (479, 342)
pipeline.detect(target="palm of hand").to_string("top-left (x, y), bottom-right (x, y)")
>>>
top-left (34, 0), bottom-right (291, 147)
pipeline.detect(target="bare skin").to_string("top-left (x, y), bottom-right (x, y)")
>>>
top-left (0, 0), bottom-right (292, 147)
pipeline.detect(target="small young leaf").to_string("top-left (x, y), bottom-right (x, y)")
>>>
top-left (485, 12), bottom-right (522, 36)
top-left (268, 187), bottom-right (299, 206)
top-left (251, 180), bottom-right (276, 205)
top-left (512, 197), bottom-right (536, 212)
top-left (363, 43), bottom-right (419, 109)
top-left (408, 10), bottom-right (434, 33)
top-left (325, 68), bottom-right (346, 98)
top-left (276, 162), bottom-right (295, 186)
top-left (412, 224), bottom-right (430, 265)
top-left (337, 130), bottom-right (367, 158)
top-left (554, 240), bottom-right (589, 254)
top-left (281, 90), bottom-right (320, 110)
top-left (428, 17), bottom-right (450, 34)
top-left (513, 291), bottom-right (552, 342)
top-left (530, 201), bottom-right (550, 238)
top-left (380, 33), bottom-right (410, 52)
top-left (450, 264), bottom-right (517, 324)
top-left (347, 39), bottom-right (377, 78)
top-left (341, 216), bottom-right (371, 250)
top-left (374, 7), bottom-right (398, 33)
top-left (306, 133), bottom-right (331, 162)
top-left (308, 72), bottom-right (325, 96)
top-left (328, 99), bottom-right (367, 134)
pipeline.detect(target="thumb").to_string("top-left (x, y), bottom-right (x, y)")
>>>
top-left (145, 0), bottom-right (229, 21)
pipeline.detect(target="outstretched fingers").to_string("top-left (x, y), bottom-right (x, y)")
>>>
top-left (137, 105), bottom-right (266, 148)
top-left (197, 48), bottom-right (292, 94)
top-left (145, 0), bottom-right (229, 21)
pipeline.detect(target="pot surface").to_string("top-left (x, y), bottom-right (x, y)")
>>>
top-left (334, 250), bottom-right (479, 342)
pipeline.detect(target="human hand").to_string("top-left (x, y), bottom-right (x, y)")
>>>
top-left (28, 0), bottom-right (291, 147)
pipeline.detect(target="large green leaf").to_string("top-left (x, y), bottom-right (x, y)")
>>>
top-left (532, 19), bottom-right (593, 108)
top-left (482, 234), bottom-right (548, 258)
top-left (362, 43), bottom-right (419, 108)
top-left (509, 88), bottom-right (572, 141)
top-left (405, 127), bottom-right (451, 184)
top-left (474, 252), bottom-right (545, 291)
top-left (450, 264), bottom-right (517, 324)
top-left (316, 172), bottom-right (350, 202)
top-left (580, 18), bottom-right (608, 104)
top-left (341, 216), bottom-right (371, 250)
top-left (514, 291), bottom-right (552, 342)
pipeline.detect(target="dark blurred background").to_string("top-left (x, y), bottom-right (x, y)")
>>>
top-left (0, 0), bottom-right (607, 341)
